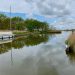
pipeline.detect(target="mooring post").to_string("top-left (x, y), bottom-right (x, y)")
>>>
top-left (9, 36), bottom-right (10, 39)
top-left (2, 36), bottom-right (3, 40)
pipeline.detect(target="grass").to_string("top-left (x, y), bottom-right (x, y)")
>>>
top-left (66, 33), bottom-right (75, 46)
top-left (13, 30), bottom-right (30, 36)
top-left (0, 30), bottom-right (61, 37)
top-left (13, 30), bottom-right (61, 35)
top-left (47, 30), bottom-right (61, 33)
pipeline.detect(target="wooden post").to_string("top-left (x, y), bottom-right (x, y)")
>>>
top-left (2, 36), bottom-right (3, 40)
top-left (10, 6), bottom-right (12, 30)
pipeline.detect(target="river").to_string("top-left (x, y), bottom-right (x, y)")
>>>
top-left (0, 31), bottom-right (75, 75)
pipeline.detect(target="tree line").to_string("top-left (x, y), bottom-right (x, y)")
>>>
top-left (0, 14), bottom-right (52, 32)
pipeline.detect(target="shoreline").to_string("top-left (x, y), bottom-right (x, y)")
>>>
top-left (13, 30), bottom-right (61, 36)
top-left (0, 30), bottom-right (61, 36)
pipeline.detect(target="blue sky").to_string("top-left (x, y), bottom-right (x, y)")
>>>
top-left (0, 0), bottom-right (75, 29)
top-left (0, 12), bottom-right (59, 24)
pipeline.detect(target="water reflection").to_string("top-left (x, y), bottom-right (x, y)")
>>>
top-left (65, 31), bottom-right (75, 63)
top-left (65, 45), bottom-right (75, 63)
top-left (0, 32), bottom-right (75, 75)
top-left (19, 55), bottom-right (59, 75)
top-left (0, 34), bottom-right (51, 54)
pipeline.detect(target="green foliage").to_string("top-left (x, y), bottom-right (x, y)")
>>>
top-left (15, 22), bottom-right (25, 30)
top-left (11, 17), bottom-right (24, 30)
top-left (0, 14), bottom-right (53, 31)
top-left (0, 14), bottom-right (7, 20)
top-left (25, 19), bottom-right (49, 32)
top-left (12, 17), bottom-right (23, 23)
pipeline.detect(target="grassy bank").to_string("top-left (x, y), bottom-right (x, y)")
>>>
top-left (13, 30), bottom-right (61, 36)
top-left (66, 33), bottom-right (75, 46)
top-left (46, 30), bottom-right (61, 33)
top-left (13, 31), bottom-right (30, 37)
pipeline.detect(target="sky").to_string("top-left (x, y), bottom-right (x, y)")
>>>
top-left (0, 0), bottom-right (75, 29)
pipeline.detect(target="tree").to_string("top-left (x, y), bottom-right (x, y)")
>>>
top-left (11, 17), bottom-right (24, 30)
top-left (15, 22), bottom-right (25, 30)
top-left (0, 14), bottom-right (50, 31)
top-left (25, 19), bottom-right (35, 31)
top-left (24, 19), bottom-right (49, 32)
top-left (2, 18), bottom-right (10, 30)
top-left (0, 14), bottom-right (7, 20)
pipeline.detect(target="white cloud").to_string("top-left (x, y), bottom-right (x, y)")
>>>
top-left (0, 0), bottom-right (75, 18)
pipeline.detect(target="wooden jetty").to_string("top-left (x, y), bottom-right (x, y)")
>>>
top-left (0, 31), bottom-right (14, 40)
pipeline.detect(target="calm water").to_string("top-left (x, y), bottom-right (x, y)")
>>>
top-left (0, 31), bottom-right (75, 75)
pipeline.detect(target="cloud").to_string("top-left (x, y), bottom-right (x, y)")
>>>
top-left (25, 0), bottom-right (74, 18)
top-left (25, 0), bottom-right (34, 3)
top-left (37, 3), bottom-right (68, 17)
top-left (0, 0), bottom-right (75, 18)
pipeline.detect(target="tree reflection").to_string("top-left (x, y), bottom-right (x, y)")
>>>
top-left (0, 34), bottom-right (51, 54)
top-left (0, 43), bottom-right (11, 54)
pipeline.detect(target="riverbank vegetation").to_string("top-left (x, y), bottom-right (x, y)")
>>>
top-left (0, 14), bottom-right (61, 34)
